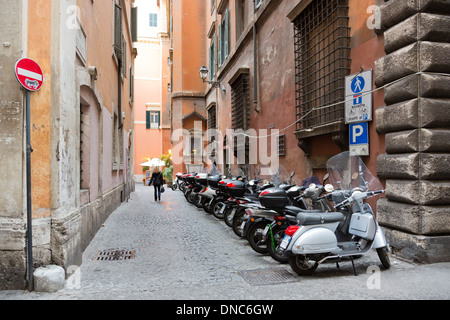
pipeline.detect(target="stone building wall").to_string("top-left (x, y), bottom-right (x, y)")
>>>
top-left (375, 0), bottom-right (450, 263)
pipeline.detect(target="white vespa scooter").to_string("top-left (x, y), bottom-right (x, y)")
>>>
top-left (280, 152), bottom-right (391, 276)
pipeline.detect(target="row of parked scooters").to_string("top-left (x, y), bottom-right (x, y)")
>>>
top-left (172, 152), bottom-right (391, 276)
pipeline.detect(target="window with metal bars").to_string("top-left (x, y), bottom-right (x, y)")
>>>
top-left (207, 105), bottom-right (217, 159)
top-left (278, 134), bottom-right (286, 157)
top-left (208, 105), bottom-right (217, 130)
top-left (231, 72), bottom-right (250, 159)
top-left (80, 104), bottom-right (87, 189)
top-left (294, 0), bottom-right (351, 132)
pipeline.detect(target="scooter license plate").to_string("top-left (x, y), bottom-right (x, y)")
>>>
top-left (279, 235), bottom-right (291, 250)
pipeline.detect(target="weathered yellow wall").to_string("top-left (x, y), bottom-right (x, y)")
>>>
top-left (28, 0), bottom-right (52, 218)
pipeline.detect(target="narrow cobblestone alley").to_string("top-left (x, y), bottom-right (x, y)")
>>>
top-left (1, 184), bottom-right (449, 301)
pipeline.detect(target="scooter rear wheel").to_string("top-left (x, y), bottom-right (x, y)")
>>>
top-left (289, 255), bottom-right (318, 275)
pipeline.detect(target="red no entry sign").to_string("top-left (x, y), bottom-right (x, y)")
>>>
top-left (14, 58), bottom-right (44, 91)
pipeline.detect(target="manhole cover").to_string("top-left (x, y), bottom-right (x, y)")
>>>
top-left (94, 249), bottom-right (135, 261)
top-left (238, 268), bottom-right (298, 286)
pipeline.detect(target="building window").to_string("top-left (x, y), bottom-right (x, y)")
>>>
top-left (231, 72), bottom-right (250, 158)
top-left (112, 112), bottom-right (120, 169)
top-left (293, 0), bottom-right (351, 132)
top-left (146, 110), bottom-right (160, 129)
top-left (211, 0), bottom-right (216, 15)
top-left (207, 105), bottom-right (217, 159)
top-left (121, 34), bottom-right (127, 77)
top-left (114, 2), bottom-right (123, 59)
top-left (236, 0), bottom-right (246, 38)
top-left (208, 105), bottom-right (217, 130)
top-left (80, 104), bottom-right (89, 189)
top-left (149, 13), bottom-right (158, 27)
top-left (255, 0), bottom-right (264, 9)
top-left (218, 8), bottom-right (229, 67)
top-left (209, 36), bottom-right (216, 80)
top-left (129, 67), bottom-right (134, 101)
top-left (277, 134), bottom-right (286, 157)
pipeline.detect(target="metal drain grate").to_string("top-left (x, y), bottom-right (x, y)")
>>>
top-left (238, 268), bottom-right (298, 286)
top-left (94, 249), bottom-right (135, 261)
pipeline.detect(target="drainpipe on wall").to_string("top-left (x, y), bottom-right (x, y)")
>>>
top-left (253, 0), bottom-right (260, 112)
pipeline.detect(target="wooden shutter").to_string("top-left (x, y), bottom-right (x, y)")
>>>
top-left (121, 34), bottom-right (127, 76)
top-left (114, 3), bottom-right (123, 58)
top-left (224, 8), bottom-right (229, 60)
top-left (146, 110), bottom-right (151, 129)
top-left (218, 21), bottom-right (223, 66)
top-left (131, 7), bottom-right (138, 43)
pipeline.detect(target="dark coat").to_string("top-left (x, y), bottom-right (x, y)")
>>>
top-left (150, 172), bottom-right (163, 186)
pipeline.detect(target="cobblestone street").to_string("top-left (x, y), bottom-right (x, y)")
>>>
top-left (1, 184), bottom-right (449, 301)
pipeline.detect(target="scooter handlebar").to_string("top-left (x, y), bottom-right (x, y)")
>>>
top-left (335, 190), bottom-right (384, 208)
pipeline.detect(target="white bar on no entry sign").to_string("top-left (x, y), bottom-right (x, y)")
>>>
top-left (17, 67), bottom-right (43, 81)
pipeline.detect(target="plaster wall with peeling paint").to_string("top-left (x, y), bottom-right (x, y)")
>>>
top-left (0, 0), bottom-right (137, 290)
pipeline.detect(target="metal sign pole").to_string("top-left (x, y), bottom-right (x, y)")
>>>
top-left (14, 58), bottom-right (42, 292)
top-left (25, 90), bottom-right (34, 291)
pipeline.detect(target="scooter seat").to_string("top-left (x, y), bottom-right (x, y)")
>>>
top-left (296, 211), bottom-right (345, 226)
top-left (284, 206), bottom-right (322, 215)
top-left (245, 193), bottom-right (260, 201)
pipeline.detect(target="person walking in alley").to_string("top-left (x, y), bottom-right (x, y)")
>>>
top-left (149, 166), bottom-right (164, 201)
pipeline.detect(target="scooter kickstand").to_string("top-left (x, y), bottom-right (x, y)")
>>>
top-left (349, 257), bottom-right (357, 276)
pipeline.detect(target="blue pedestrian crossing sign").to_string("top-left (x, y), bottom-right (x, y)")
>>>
top-left (345, 70), bottom-right (373, 124)
top-left (351, 76), bottom-right (365, 94)
top-left (349, 122), bottom-right (369, 156)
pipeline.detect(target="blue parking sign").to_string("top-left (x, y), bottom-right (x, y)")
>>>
top-left (349, 122), bottom-right (368, 145)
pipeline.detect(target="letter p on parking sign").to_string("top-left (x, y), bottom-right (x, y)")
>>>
top-left (349, 122), bottom-right (369, 156)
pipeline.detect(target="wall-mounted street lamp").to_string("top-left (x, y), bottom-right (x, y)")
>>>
top-left (199, 65), bottom-right (222, 89)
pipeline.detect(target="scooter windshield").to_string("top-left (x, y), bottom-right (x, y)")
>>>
top-left (326, 152), bottom-right (383, 192)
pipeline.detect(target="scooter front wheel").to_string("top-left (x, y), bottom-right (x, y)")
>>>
top-left (377, 246), bottom-right (391, 269)
top-left (185, 190), bottom-right (195, 204)
top-left (267, 225), bottom-right (289, 263)
top-left (212, 201), bottom-right (226, 219)
top-left (202, 198), bottom-right (212, 213)
top-left (224, 206), bottom-right (238, 227)
top-left (247, 221), bottom-right (269, 254)
top-left (232, 210), bottom-right (246, 237)
top-left (194, 194), bottom-right (203, 208)
top-left (289, 255), bottom-right (318, 275)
